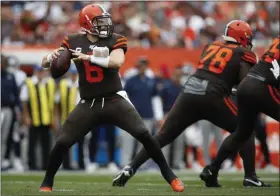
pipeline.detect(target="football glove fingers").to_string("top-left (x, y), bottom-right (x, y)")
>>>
top-left (46, 47), bottom-right (64, 63)
top-left (270, 59), bottom-right (280, 79)
top-left (77, 54), bottom-right (91, 61)
top-left (69, 49), bottom-right (91, 61)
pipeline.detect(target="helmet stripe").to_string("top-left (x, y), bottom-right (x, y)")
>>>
top-left (225, 20), bottom-right (238, 36)
top-left (94, 4), bottom-right (107, 13)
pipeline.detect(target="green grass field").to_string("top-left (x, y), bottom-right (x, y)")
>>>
top-left (1, 170), bottom-right (279, 196)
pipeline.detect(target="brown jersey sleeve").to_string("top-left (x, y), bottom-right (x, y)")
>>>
top-left (59, 34), bottom-right (80, 50)
top-left (60, 36), bottom-right (70, 49)
top-left (111, 34), bottom-right (128, 54)
top-left (240, 50), bottom-right (257, 66)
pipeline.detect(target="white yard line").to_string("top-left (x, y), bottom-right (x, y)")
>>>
top-left (55, 189), bottom-right (74, 192)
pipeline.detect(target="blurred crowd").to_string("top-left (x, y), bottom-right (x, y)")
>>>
top-left (1, 1), bottom-right (279, 48)
top-left (1, 54), bottom-right (278, 173)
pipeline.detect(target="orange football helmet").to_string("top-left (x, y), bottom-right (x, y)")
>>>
top-left (79, 4), bottom-right (114, 38)
top-left (223, 20), bottom-right (254, 50)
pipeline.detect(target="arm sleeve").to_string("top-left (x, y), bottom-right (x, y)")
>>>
top-left (112, 35), bottom-right (128, 54)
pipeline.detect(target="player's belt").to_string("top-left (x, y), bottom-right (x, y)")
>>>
top-left (247, 73), bottom-right (265, 82)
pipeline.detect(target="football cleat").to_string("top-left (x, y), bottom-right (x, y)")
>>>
top-left (39, 186), bottom-right (52, 192)
top-left (112, 165), bottom-right (134, 187)
top-left (39, 177), bottom-right (53, 192)
top-left (199, 165), bottom-right (221, 187)
top-left (243, 177), bottom-right (273, 187)
top-left (170, 178), bottom-right (184, 192)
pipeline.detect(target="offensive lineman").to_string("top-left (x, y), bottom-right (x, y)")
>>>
top-left (201, 36), bottom-right (279, 187)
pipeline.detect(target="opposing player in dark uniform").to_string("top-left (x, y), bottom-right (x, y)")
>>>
top-left (113, 20), bottom-right (270, 188)
top-left (39, 4), bottom-right (183, 192)
top-left (201, 36), bottom-right (279, 187)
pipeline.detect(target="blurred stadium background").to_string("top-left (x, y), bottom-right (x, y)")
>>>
top-left (1, 1), bottom-right (279, 195)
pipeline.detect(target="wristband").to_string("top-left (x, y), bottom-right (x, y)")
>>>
top-left (90, 56), bottom-right (110, 68)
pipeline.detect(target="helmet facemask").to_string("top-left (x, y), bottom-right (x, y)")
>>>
top-left (244, 34), bottom-right (253, 50)
top-left (92, 13), bottom-right (114, 38)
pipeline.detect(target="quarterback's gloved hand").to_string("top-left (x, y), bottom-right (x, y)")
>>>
top-left (46, 47), bottom-right (65, 63)
top-left (270, 59), bottom-right (280, 79)
top-left (69, 49), bottom-right (91, 61)
top-left (70, 47), bottom-right (110, 68)
top-left (70, 47), bottom-right (109, 60)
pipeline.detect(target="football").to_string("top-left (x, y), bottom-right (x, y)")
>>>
top-left (50, 49), bottom-right (71, 78)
